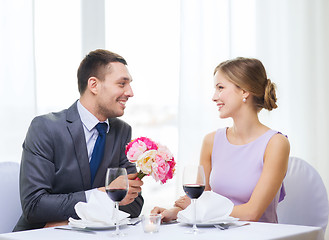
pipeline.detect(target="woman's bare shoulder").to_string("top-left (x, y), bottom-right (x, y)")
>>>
top-left (203, 131), bottom-right (216, 144)
top-left (264, 132), bottom-right (290, 164)
top-left (268, 132), bottom-right (290, 150)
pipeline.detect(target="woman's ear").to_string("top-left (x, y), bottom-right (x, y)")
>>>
top-left (242, 89), bottom-right (250, 100)
top-left (87, 77), bottom-right (98, 95)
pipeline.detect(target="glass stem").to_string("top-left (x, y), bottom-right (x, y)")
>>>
top-left (192, 198), bottom-right (197, 232)
top-left (115, 201), bottom-right (120, 234)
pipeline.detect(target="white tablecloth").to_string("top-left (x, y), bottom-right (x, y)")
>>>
top-left (0, 222), bottom-right (324, 240)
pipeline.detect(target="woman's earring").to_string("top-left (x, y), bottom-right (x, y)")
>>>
top-left (243, 98), bottom-right (247, 103)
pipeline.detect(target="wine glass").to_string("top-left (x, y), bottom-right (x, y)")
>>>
top-left (182, 165), bottom-right (206, 234)
top-left (105, 168), bottom-right (129, 237)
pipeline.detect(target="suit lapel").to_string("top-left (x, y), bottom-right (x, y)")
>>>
top-left (66, 102), bottom-right (91, 189)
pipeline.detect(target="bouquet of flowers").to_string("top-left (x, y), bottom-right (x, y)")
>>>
top-left (125, 137), bottom-right (176, 184)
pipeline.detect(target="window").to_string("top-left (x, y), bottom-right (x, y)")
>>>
top-left (105, 0), bottom-right (180, 212)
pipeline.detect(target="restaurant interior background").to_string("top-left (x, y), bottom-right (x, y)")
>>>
top-left (1, 0), bottom-right (329, 237)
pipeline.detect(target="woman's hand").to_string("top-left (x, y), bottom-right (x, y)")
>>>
top-left (174, 195), bottom-right (191, 210)
top-left (151, 206), bottom-right (182, 223)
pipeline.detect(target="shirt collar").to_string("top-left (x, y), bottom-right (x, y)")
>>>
top-left (77, 100), bottom-right (109, 133)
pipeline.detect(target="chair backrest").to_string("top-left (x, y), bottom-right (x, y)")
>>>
top-left (277, 156), bottom-right (329, 232)
top-left (0, 162), bottom-right (22, 233)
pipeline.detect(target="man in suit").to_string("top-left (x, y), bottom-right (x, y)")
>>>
top-left (14, 49), bottom-right (143, 231)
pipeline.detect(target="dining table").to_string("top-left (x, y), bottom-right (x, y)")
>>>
top-left (0, 221), bottom-right (324, 240)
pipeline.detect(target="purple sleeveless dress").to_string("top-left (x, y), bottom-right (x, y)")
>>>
top-left (209, 128), bottom-right (286, 223)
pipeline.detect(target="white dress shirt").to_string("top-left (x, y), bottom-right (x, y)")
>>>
top-left (77, 100), bottom-right (110, 201)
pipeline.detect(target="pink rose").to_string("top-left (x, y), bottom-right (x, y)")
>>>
top-left (126, 140), bottom-right (147, 162)
top-left (157, 144), bottom-right (173, 161)
top-left (125, 136), bottom-right (175, 183)
top-left (152, 155), bottom-right (170, 183)
top-left (165, 158), bottom-right (176, 181)
top-left (126, 137), bottom-right (157, 154)
top-left (139, 137), bottom-right (158, 151)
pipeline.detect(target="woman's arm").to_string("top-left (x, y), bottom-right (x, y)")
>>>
top-left (199, 132), bottom-right (215, 191)
top-left (230, 133), bottom-right (290, 221)
top-left (151, 132), bottom-right (216, 221)
top-left (175, 132), bottom-right (215, 210)
top-left (151, 206), bottom-right (183, 222)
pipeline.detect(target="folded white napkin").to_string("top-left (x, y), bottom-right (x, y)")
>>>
top-left (68, 190), bottom-right (130, 228)
top-left (177, 191), bottom-right (235, 224)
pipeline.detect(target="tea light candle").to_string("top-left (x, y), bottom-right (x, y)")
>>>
top-left (144, 222), bottom-right (157, 233)
top-left (142, 214), bottom-right (161, 233)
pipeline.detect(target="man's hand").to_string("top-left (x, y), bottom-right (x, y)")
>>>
top-left (98, 173), bottom-right (143, 205)
top-left (119, 173), bottom-right (143, 206)
top-left (44, 220), bottom-right (68, 228)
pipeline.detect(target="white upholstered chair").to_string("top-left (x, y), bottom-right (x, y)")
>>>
top-left (0, 162), bottom-right (22, 233)
top-left (277, 156), bottom-right (329, 232)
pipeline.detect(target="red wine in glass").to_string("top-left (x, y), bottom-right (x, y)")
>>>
top-left (183, 184), bottom-right (205, 199)
top-left (106, 189), bottom-right (128, 202)
top-left (105, 168), bottom-right (128, 237)
top-left (182, 165), bottom-right (206, 234)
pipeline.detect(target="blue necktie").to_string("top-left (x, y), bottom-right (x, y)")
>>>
top-left (90, 122), bottom-right (107, 185)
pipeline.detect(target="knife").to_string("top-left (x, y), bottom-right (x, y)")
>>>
top-left (54, 227), bottom-right (96, 234)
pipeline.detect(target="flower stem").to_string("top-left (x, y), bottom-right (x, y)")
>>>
top-left (136, 171), bottom-right (147, 180)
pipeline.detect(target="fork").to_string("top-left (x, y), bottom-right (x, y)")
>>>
top-left (214, 222), bottom-right (250, 230)
top-left (214, 224), bottom-right (228, 230)
top-left (128, 217), bottom-right (142, 226)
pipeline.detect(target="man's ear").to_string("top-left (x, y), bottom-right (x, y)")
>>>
top-left (87, 77), bottom-right (98, 95)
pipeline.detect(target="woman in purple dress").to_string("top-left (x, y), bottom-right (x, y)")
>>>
top-left (152, 57), bottom-right (290, 223)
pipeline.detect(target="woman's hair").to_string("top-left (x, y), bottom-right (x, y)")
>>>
top-left (214, 57), bottom-right (277, 111)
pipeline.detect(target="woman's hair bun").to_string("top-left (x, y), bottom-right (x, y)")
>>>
top-left (263, 79), bottom-right (277, 111)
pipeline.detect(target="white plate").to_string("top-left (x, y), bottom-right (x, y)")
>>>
top-left (178, 216), bottom-right (239, 227)
top-left (69, 218), bottom-right (129, 230)
top-left (84, 225), bottom-right (116, 230)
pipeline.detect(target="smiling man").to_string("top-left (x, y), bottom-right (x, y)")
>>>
top-left (14, 49), bottom-right (144, 231)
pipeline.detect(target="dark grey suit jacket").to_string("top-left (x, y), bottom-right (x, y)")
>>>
top-left (14, 101), bottom-right (143, 231)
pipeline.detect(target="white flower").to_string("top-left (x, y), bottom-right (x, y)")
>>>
top-left (136, 150), bottom-right (157, 174)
